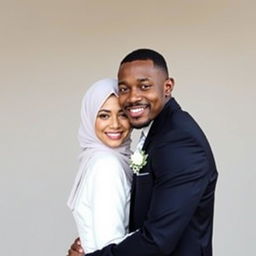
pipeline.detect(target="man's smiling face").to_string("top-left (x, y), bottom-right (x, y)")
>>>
top-left (117, 60), bottom-right (174, 128)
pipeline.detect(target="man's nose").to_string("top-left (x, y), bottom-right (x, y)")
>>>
top-left (128, 88), bottom-right (142, 103)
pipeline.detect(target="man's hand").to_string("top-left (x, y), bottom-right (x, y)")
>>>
top-left (67, 238), bottom-right (84, 256)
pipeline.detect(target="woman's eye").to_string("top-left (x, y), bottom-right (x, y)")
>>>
top-left (98, 114), bottom-right (109, 119)
top-left (119, 112), bottom-right (128, 119)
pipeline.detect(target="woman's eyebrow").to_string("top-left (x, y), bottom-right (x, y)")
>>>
top-left (98, 109), bottom-right (111, 113)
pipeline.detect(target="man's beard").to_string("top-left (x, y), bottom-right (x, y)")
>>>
top-left (124, 102), bottom-right (151, 129)
top-left (131, 119), bottom-right (151, 129)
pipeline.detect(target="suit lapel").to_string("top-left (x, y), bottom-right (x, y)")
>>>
top-left (130, 98), bottom-right (181, 202)
top-left (142, 98), bottom-right (181, 151)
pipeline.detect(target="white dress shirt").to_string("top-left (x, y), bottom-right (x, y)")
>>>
top-left (136, 122), bottom-right (153, 151)
top-left (71, 151), bottom-right (131, 253)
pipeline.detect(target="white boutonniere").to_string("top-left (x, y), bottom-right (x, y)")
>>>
top-left (130, 150), bottom-right (148, 175)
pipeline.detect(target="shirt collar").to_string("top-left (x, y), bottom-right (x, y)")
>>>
top-left (142, 121), bottom-right (153, 138)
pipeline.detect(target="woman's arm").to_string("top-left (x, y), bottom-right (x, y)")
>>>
top-left (74, 155), bottom-right (130, 253)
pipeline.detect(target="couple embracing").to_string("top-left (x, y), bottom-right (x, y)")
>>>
top-left (67, 49), bottom-right (218, 256)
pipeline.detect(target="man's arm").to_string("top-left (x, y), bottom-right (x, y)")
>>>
top-left (68, 238), bottom-right (84, 256)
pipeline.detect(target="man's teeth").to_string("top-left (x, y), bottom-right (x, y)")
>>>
top-left (130, 108), bottom-right (144, 113)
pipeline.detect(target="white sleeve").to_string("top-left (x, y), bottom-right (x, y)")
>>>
top-left (77, 156), bottom-right (130, 252)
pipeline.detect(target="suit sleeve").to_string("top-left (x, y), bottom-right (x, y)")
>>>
top-left (86, 130), bottom-right (211, 256)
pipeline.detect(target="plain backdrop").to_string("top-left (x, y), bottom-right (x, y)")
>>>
top-left (0, 0), bottom-right (255, 255)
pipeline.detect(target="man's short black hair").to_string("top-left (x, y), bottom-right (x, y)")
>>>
top-left (120, 48), bottom-right (169, 77)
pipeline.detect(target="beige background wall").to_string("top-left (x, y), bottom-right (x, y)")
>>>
top-left (0, 0), bottom-right (255, 255)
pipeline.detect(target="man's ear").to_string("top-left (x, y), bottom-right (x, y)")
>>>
top-left (164, 78), bottom-right (175, 97)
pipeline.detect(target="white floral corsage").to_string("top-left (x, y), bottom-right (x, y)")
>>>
top-left (130, 150), bottom-right (148, 175)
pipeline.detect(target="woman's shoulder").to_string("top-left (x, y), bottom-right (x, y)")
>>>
top-left (90, 151), bottom-right (120, 163)
top-left (87, 151), bottom-right (123, 176)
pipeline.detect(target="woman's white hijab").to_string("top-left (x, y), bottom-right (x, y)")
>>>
top-left (67, 78), bottom-right (132, 210)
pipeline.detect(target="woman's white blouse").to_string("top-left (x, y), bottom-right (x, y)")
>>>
top-left (71, 152), bottom-right (131, 253)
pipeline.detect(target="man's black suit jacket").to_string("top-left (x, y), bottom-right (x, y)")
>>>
top-left (87, 98), bottom-right (218, 256)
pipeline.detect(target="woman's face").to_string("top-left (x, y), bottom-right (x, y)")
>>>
top-left (95, 95), bottom-right (131, 148)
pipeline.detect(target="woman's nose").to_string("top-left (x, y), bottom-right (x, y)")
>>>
top-left (110, 116), bottom-right (121, 129)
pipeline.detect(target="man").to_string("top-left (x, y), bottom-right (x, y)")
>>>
top-left (68, 49), bottom-right (218, 256)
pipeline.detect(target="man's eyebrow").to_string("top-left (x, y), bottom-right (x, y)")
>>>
top-left (118, 78), bottom-right (150, 85)
top-left (137, 78), bottom-right (150, 82)
top-left (118, 80), bottom-right (126, 86)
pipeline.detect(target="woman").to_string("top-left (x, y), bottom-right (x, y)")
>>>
top-left (67, 78), bottom-right (132, 253)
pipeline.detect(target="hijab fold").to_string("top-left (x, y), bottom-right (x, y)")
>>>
top-left (67, 78), bottom-right (132, 210)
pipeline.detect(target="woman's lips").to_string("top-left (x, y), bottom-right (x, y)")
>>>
top-left (105, 132), bottom-right (123, 140)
